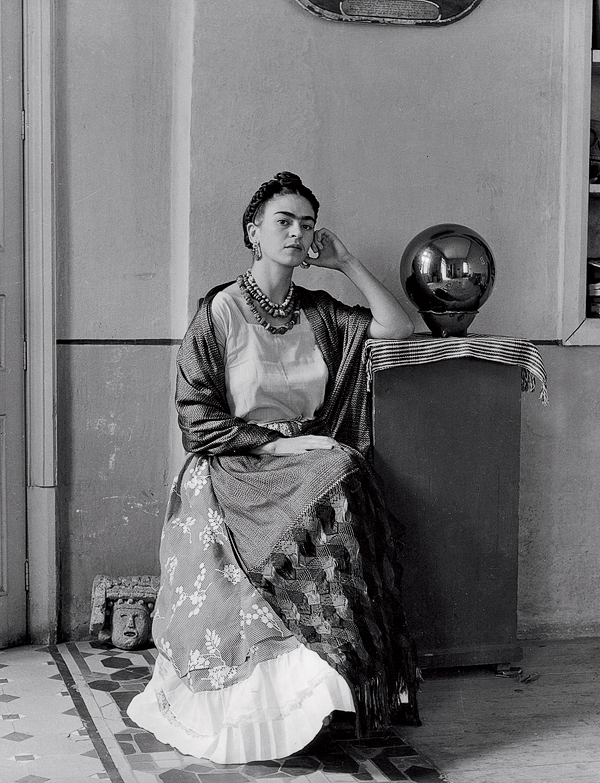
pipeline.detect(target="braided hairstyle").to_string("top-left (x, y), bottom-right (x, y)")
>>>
top-left (242, 171), bottom-right (320, 249)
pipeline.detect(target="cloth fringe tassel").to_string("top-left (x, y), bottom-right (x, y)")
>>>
top-left (352, 638), bottom-right (422, 738)
top-left (353, 675), bottom-right (390, 738)
top-left (390, 632), bottom-right (422, 728)
top-left (521, 368), bottom-right (549, 404)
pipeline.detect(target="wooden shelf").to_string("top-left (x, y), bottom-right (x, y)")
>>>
top-left (590, 183), bottom-right (600, 195)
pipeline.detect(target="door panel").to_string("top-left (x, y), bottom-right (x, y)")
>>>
top-left (0, 0), bottom-right (26, 648)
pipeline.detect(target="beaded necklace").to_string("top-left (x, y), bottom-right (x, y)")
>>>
top-left (239, 269), bottom-right (295, 317)
top-left (237, 273), bottom-right (301, 335)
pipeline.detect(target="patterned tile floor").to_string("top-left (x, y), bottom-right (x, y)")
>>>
top-left (0, 642), bottom-right (447, 783)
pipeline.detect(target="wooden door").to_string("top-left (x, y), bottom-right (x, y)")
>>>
top-left (0, 0), bottom-right (26, 648)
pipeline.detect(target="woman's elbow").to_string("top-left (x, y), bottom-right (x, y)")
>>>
top-left (368, 318), bottom-right (414, 341)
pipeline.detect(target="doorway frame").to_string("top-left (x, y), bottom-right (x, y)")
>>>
top-left (23, 0), bottom-right (58, 644)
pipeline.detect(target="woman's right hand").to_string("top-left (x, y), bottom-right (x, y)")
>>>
top-left (251, 436), bottom-right (338, 455)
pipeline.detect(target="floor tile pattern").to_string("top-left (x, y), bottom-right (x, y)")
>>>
top-left (0, 644), bottom-right (111, 783)
top-left (0, 642), bottom-right (447, 783)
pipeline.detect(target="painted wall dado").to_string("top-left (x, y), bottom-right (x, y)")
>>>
top-left (56, 0), bottom-right (600, 640)
top-left (55, 1), bottom-right (180, 638)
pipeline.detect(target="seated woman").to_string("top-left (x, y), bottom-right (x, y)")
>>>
top-left (127, 171), bottom-right (419, 763)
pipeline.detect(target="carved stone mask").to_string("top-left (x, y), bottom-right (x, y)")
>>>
top-left (111, 599), bottom-right (151, 650)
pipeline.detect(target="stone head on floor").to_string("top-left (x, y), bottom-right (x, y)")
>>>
top-left (89, 574), bottom-right (159, 650)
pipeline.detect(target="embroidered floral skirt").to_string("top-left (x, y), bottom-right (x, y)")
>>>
top-left (127, 452), bottom-right (419, 762)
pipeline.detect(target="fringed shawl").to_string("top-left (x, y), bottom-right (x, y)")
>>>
top-left (176, 283), bottom-right (373, 456)
top-left (175, 284), bottom-right (374, 568)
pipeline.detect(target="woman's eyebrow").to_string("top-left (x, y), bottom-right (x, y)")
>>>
top-left (274, 210), bottom-right (315, 222)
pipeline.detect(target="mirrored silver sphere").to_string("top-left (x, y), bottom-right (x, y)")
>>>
top-left (400, 223), bottom-right (495, 337)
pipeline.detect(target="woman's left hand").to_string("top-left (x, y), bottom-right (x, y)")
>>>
top-left (309, 228), bottom-right (353, 271)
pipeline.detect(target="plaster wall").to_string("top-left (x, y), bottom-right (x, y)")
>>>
top-left (520, 345), bottom-right (600, 639)
top-left (55, 2), bottom-right (173, 339)
top-left (57, 345), bottom-right (176, 637)
top-left (188, 0), bottom-right (563, 341)
top-left (55, 1), bottom-right (187, 638)
top-left (55, 0), bottom-right (600, 640)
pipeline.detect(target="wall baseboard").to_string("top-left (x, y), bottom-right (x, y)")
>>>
top-left (518, 621), bottom-right (600, 641)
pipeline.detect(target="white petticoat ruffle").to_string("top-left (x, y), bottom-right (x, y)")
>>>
top-left (127, 645), bottom-right (355, 763)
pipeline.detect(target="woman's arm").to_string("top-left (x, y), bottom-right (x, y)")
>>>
top-left (176, 309), bottom-right (281, 455)
top-left (310, 228), bottom-right (414, 340)
top-left (176, 365), bottom-right (280, 455)
top-left (251, 435), bottom-right (337, 455)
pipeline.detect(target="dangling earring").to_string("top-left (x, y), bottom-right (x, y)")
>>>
top-left (252, 241), bottom-right (262, 263)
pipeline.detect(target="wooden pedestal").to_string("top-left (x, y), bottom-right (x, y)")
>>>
top-left (372, 357), bottom-right (523, 669)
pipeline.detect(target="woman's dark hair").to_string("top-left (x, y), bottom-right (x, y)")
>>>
top-left (242, 171), bottom-right (320, 249)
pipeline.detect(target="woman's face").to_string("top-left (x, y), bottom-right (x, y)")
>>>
top-left (247, 193), bottom-right (315, 269)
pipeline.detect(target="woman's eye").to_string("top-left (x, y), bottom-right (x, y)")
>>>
top-left (303, 225), bottom-right (314, 231)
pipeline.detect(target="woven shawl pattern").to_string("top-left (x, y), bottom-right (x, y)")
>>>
top-left (249, 475), bottom-right (420, 731)
top-left (365, 334), bottom-right (548, 404)
top-left (211, 447), bottom-right (362, 570)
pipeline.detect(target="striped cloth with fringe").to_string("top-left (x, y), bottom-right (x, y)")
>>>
top-left (365, 334), bottom-right (548, 404)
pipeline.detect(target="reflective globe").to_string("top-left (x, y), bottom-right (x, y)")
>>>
top-left (400, 223), bottom-right (495, 337)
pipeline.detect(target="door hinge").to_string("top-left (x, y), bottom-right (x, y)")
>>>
top-left (21, 110), bottom-right (25, 141)
top-left (23, 339), bottom-right (27, 371)
top-left (24, 560), bottom-right (30, 592)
